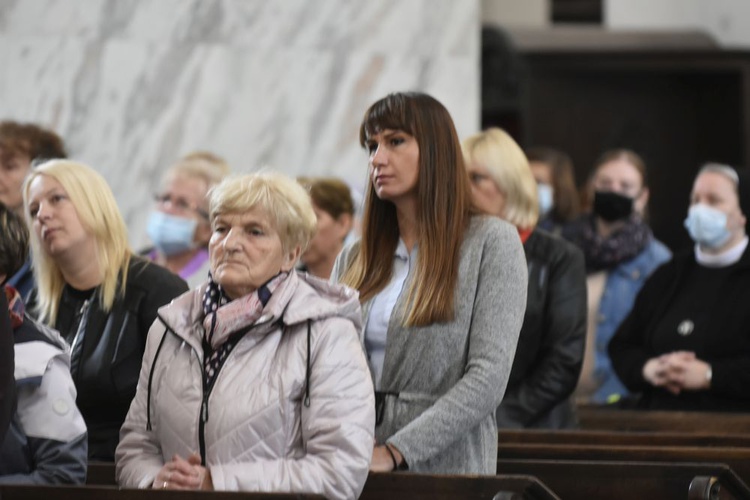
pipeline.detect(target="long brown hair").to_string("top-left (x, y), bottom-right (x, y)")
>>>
top-left (341, 92), bottom-right (472, 326)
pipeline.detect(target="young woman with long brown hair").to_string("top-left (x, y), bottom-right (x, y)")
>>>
top-left (333, 92), bottom-right (527, 474)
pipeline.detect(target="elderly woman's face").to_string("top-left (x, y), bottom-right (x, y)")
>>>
top-left (26, 175), bottom-right (92, 260)
top-left (691, 171), bottom-right (745, 231)
top-left (209, 208), bottom-right (298, 300)
top-left (301, 203), bottom-right (352, 277)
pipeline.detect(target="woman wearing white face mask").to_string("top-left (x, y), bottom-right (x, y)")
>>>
top-left (609, 164), bottom-right (750, 411)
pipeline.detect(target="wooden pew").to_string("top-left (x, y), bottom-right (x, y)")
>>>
top-left (497, 442), bottom-right (750, 484)
top-left (497, 459), bottom-right (750, 500)
top-left (577, 407), bottom-right (750, 434)
top-left (360, 472), bottom-right (560, 500)
top-left (87, 461), bottom-right (116, 486)
top-left (87, 463), bottom-right (561, 500)
top-left (499, 429), bottom-right (750, 448)
top-left (0, 485), bottom-right (324, 499)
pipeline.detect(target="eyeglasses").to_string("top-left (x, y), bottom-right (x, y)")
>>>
top-left (154, 193), bottom-right (209, 220)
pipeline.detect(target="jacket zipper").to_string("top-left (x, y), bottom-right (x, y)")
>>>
top-left (197, 316), bottom-right (275, 465)
top-left (199, 372), bottom-right (209, 464)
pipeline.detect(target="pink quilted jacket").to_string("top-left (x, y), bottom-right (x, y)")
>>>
top-left (115, 271), bottom-right (375, 500)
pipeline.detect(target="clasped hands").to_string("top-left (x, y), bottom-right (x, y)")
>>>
top-left (642, 351), bottom-right (711, 394)
top-left (152, 452), bottom-right (213, 490)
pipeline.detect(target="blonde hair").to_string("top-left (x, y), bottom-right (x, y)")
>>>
top-left (164, 151), bottom-right (230, 188)
top-left (462, 127), bottom-right (539, 229)
top-left (209, 172), bottom-right (317, 255)
top-left (23, 160), bottom-right (131, 324)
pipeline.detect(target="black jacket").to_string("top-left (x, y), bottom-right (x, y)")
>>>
top-left (55, 257), bottom-right (188, 460)
top-left (609, 246), bottom-right (750, 412)
top-left (497, 229), bottom-right (587, 429)
top-left (0, 291), bottom-right (14, 443)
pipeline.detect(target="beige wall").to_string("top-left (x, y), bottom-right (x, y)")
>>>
top-left (482, 0), bottom-right (549, 27)
top-left (606, 0), bottom-right (750, 48)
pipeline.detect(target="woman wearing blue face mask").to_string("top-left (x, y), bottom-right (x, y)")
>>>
top-left (609, 164), bottom-right (750, 411)
top-left (144, 152), bottom-right (230, 289)
top-left (526, 147), bottom-right (581, 236)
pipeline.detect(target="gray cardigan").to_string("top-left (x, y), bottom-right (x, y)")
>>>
top-left (332, 216), bottom-right (527, 474)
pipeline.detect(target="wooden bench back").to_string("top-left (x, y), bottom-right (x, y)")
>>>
top-left (498, 459), bottom-right (750, 500)
top-left (577, 407), bottom-right (750, 434)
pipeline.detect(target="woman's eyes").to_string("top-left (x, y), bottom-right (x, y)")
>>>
top-left (470, 173), bottom-right (487, 183)
top-left (367, 136), bottom-right (406, 154)
top-left (213, 225), bottom-right (264, 236)
top-left (27, 194), bottom-right (67, 218)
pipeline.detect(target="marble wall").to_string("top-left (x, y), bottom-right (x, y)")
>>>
top-left (0, 0), bottom-right (480, 248)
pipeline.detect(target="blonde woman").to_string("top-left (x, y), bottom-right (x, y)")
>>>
top-left (23, 160), bottom-right (187, 460)
top-left (333, 93), bottom-right (527, 473)
top-left (463, 128), bottom-right (586, 429)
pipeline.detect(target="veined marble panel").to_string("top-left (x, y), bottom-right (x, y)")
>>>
top-left (0, 0), bottom-right (479, 248)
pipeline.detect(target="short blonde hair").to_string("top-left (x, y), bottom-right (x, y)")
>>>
top-left (462, 127), bottom-right (539, 228)
top-left (209, 172), bottom-right (317, 254)
top-left (163, 151), bottom-right (230, 189)
top-left (23, 160), bottom-right (131, 324)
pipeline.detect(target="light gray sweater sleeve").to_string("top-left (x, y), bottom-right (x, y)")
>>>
top-left (388, 220), bottom-right (528, 464)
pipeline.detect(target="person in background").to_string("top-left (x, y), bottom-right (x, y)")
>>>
top-left (0, 291), bottom-right (13, 443)
top-left (333, 92), bottom-right (527, 474)
top-left (297, 177), bottom-right (354, 280)
top-left (0, 202), bottom-right (87, 484)
top-left (463, 128), bottom-right (586, 429)
top-left (117, 173), bottom-right (373, 499)
top-left (610, 164), bottom-right (750, 411)
top-left (0, 121), bottom-right (67, 304)
top-left (526, 147), bottom-right (581, 236)
top-left (144, 152), bottom-right (230, 289)
top-left (23, 160), bottom-right (188, 460)
top-left (563, 149), bottom-right (671, 405)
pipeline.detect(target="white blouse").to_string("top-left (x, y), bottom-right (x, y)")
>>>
top-left (364, 239), bottom-right (412, 389)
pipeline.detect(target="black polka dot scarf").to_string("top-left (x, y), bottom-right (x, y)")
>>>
top-left (201, 271), bottom-right (287, 390)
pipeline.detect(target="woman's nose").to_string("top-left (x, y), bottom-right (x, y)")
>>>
top-left (222, 228), bottom-right (241, 251)
top-left (371, 144), bottom-right (387, 167)
top-left (36, 202), bottom-right (51, 221)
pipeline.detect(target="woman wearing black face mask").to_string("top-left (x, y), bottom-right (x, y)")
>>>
top-left (563, 149), bottom-right (671, 405)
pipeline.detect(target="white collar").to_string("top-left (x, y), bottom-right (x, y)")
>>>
top-left (395, 238), bottom-right (409, 260)
top-left (695, 236), bottom-right (749, 267)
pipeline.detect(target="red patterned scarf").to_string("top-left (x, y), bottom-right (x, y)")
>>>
top-left (4, 285), bottom-right (24, 329)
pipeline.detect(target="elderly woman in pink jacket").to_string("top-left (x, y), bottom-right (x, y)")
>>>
top-left (116, 173), bottom-right (375, 500)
